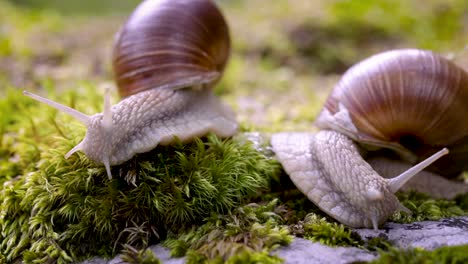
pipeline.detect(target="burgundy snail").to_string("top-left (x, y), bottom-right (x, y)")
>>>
top-left (271, 49), bottom-right (468, 229)
top-left (23, 0), bottom-right (238, 179)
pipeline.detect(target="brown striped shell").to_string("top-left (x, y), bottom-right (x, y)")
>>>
top-left (315, 49), bottom-right (468, 177)
top-left (112, 0), bottom-right (230, 98)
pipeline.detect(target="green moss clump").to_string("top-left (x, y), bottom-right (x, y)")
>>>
top-left (0, 89), bottom-right (281, 263)
top-left (300, 213), bottom-right (361, 247)
top-left (455, 192), bottom-right (468, 211)
top-left (164, 199), bottom-right (292, 263)
top-left (223, 250), bottom-right (283, 264)
top-left (120, 245), bottom-right (161, 264)
top-left (364, 237), bottom-right (393, 252)
top-left (369, 244), bottom-right (468, 264)
top-left (391, 191), bottom-right (468, 223)
top-left (0, 134), bottom-right (279, 262)
top-left (261, 189), bottom-right (364, 249)
top-left (0, 89), bottom-right (43, 185)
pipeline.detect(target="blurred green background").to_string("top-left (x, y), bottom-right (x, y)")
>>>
top-left (8, 0), bottom-right (141, 14)
top-left (1, 0), bottom-right (467, 130)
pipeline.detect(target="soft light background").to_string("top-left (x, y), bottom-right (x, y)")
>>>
top-left (1, 0), bottom-right (467, 131)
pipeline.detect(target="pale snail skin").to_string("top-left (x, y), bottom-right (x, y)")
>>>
top-left (23, 0), bottom-right (238, 179)
top-left (271, 49), bottom-right (468, 230)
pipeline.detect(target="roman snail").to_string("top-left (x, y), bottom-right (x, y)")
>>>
top-left (23, 0), bottom-right (238, 179)
top-left (271, 49), bottom-right (468, 229)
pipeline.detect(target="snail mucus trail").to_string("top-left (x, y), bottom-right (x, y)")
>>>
top-left (23, 0), bottom-right (238, 179)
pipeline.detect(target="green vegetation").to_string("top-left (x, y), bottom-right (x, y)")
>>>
top-left (301, 214), bottom-right (361, 247)
top-left (369, 244), bottom-right (468, 264)
top-left (120, 246), bottom-right (162, 264)
top-left (328, 0), bottom-right (467, 50)
top-left (0, 0), bottom-right (467, 263)
top-left (391, 191), bottom-right (468, 223)
top-left (0, 1), bottom-right (63, 58)
top-left (164, 199), bottom-right (292, 263)
top-left (7, 0), bottom-right (140, 15)
top-left (0, 87), bottom-right (281, 262)
top-left (284, 0), bottom-right (468, 75)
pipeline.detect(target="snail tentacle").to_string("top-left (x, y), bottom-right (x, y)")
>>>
top-left (102, 87), bottom-right (113, 131)
top-left (386, 148), bottom-right (449, 193)
top-left (23, 91), bottom-right (91, 125)
top-left (65, 141), bottom-right (84, 159)
top-left (369, 157), bottom-right (468, 199)
top-left (101, 88), bottom-right (114, 179)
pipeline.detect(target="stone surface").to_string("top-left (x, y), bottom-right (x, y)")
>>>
top-left (355, 216), bottom-right (468, 250)
top-left (81, 217), bottom-right (468, 264)
top-left (274, 238), bottom-right (377, 264)
top-left (81, 245), bottom-right (185, 264)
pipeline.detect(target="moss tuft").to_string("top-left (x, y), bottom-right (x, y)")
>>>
top-left (0, 134), bottom-right (279, 262)
top-left (164, 199), bottom-right (292, 263)
top-left (0, 88), bottom-right (281, 262)
top-left (391, 191), bottom-right (467, 223)
top-left (120, 245), bottom-right (162, 264)
top-left (300, 213), bottom-right (361, 247)
top-left (223, 249), bottom-right (283, 264)
top-left (369, 244), bottom-right (468, 264)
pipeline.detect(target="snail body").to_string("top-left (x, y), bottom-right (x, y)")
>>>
top-left (24, 0), bottom-right (238, 179)
top-left (271, 49), bottom-right (468, 229)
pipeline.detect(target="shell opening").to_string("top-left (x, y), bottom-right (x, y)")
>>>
top-left (398, 134), bottom-right (424, 152)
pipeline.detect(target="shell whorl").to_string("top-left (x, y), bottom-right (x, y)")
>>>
top-left (112, 0), bottom-right (230, 98)
top-left (316, 49), bottom-right (468, 177)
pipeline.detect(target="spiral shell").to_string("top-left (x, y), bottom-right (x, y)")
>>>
top-left (112, 0), bottom-right (230, 98)
top-left (316, 49), bottom-right (468, 177)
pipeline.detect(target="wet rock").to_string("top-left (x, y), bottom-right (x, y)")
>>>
top-left (355, 216), bottom-right (468, 250)
top-left (81, 245), bottom-right (185, 264)
top-left (82, 217), bottom-right (468, 263)
top-left (274, 238), bottom-right (377, 264)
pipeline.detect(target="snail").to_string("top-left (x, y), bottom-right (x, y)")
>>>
top-left (23, 0), bottom-right (238, 179)
top-left (271, 49), bottom-right (468, 229)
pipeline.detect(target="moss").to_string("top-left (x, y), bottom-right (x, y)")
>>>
top-left (1, 1), bottom-right (468, 262)
top-left (368, 244), bottom-right (468, 264)
top-left (223, 250), bottom-right (283, 264)
top-left (0, 88), bottom-right (281, 263)
top-left (300, 213), bottom-right (362, 247)
top-left (364, 237), bottom-right (393, 252)
top-left (391, 191), bottom-right (468, 223)
top-left (269, 189), bottom-right (325, 225)
top-left (257, 176), bottom-right (365, 248)
top-left (0, 89), bottom-right (44, 185)
top-left (120, 246), bottom-right (161, 264)
top-left (164, 199), bottom-right (292, 263)
top-left (262, 175), bottom-right (467, 250)
top-left (0, 86), bottom-right (103, 186)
